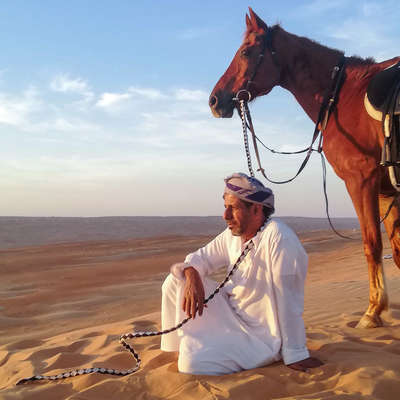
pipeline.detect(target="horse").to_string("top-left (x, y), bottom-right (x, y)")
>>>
top-left (209, 8), bottom-right (400, 328)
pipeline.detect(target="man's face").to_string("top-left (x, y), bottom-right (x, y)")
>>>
top-left (223, 193), bottom-right (253, 237)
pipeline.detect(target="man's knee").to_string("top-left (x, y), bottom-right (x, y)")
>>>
top-left (178, 352), bottom-right (197, 374)
top-left (177, 345), bottom-right (203, 374)
top-left (162, 272), bottom-right (180, 296)
top-left (178, 351), bottom-right (232, 376)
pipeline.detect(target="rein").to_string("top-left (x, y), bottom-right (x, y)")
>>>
top-left (234, 55), bottom-right (355, 240)
top-left (237, 55), bottom-right (346, 183)
top-left (244, 29), bottom-right (397, 226)
top-left (16, 232), bottom-right (260, 385)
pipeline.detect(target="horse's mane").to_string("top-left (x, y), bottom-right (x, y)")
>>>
top-left (245, 23), bottom-right (375, 66)
top-left (300, 36), bottom-right (375, 66)
top-left (346, 55), bottom-right (376, 65)
top-left (287, 28), bottom-right (375, 66)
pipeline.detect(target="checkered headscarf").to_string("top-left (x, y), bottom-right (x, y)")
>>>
top-left (224, 173), bottom-right (274, 211)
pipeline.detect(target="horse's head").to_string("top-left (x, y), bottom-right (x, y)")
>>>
top-left (209, 8), bottom-right (281, 118)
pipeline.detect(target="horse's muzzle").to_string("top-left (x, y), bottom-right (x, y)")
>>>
top-left (209, 91), bottom-right (234, 118)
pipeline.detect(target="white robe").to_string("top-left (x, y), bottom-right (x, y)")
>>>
top-left (161, 218), bottom-right (310, 375)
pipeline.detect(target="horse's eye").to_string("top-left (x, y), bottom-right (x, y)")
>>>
top-left (241, 48), bottom-right (249, 57)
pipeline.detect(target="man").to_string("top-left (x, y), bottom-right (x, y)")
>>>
top-left (161, 173), bottom-right (322, 375)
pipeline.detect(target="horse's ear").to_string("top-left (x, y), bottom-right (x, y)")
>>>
top-left (246, 13), bottom-right (251, 29)
top-left (248, 7), bottom-right (268, 32)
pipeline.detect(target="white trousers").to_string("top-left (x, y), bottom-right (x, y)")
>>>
top-left (160, 273), bottom-right (280, 375)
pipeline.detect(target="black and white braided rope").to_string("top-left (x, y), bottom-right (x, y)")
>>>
top-left (239, 99), bottom-right (255, 177)
top-left (16, 240), bottom-right (255, 385)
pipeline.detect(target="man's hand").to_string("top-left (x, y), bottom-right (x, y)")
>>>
top-left (287, 357), bottom-right (324, 372)
top-left (182, 267), bottom-right (205, 319)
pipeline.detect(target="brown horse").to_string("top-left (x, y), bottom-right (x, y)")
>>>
top-left (209, 8), bottom-right (400, 328)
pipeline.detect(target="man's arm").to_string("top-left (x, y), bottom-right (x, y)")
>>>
top-left (183, 230), bottom-right (229, 277)
top-left (171, 230), bottom-right (229, 319)
top-left (182, 266), bottom-right (205, 319)
top-left (270, 228), bottom-right (323, 370)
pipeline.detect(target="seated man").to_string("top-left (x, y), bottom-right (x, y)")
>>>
top-left (161, 172), bottom-right (322, 375)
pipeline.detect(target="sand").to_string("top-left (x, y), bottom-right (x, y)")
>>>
top-left (1, 230), bottom-right (400, 399)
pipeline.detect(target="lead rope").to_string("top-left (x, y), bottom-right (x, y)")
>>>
top-left (16, 235), bottom-right (259, 385)
top-left (239, 97), bottom-right (255, 177)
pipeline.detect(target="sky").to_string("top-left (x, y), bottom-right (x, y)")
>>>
top-left (0, 0), bottom-right (399, 217)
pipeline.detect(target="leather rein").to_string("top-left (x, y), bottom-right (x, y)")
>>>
top-left (233, 27), bottom-right (351, 238)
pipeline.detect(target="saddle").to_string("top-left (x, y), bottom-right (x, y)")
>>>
top-left (364, 61), bottom-right (400, 190)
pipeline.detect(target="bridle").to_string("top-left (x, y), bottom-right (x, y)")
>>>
top-left (234, 26), bottom-right (280, 105)
top-left (233, 29), bottom-right (354, 238)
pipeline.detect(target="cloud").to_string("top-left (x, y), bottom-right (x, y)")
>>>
top-left (326, 16), bottom-right (398, 60)
top-left (50, 74), bottom-right (94, 101)
top-left (96, 86), bottom-right (207, 109)
top-left (174, 89), bottom-right (208, 102)
top-left (289, 0), bottom-right (398, 61)
top-left (287, 0), bottom-right (398, 61)
top-left (128, 87), bottom-right (166, 100)
top-left (33, 117), bottom-right (102, 136)
top-left (96, 92), bottom-right (132, 108)
top-left (0, 87), bottom-right (41, 126)
top-left (95, 87), bottom-right (168, 110)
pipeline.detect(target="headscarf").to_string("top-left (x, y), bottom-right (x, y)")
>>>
top-left (224, 172), bottom-right (274, 211)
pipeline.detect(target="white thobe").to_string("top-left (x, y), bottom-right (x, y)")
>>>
top-left (161, 218), bottom-right (310, 375)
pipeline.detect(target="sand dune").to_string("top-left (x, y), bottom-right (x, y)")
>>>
top-left (1, 230), bottom-right (400, 399)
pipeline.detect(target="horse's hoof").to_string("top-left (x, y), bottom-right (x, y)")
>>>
top-left (356, 313), bottom-right (383, 328)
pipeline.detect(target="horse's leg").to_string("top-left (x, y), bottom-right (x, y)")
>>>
top-left (379, 193), bottom-right (400, 268)
top-left (345, 174), bottom-right (387, 328)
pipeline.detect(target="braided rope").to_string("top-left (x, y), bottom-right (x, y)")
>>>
top-left (239, 99), bottom-right (255, 177)
top-left (16, 240), bottom-right (255, 385)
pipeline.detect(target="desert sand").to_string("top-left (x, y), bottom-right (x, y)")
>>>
top-left (1, 229), bottom-right (400, 399)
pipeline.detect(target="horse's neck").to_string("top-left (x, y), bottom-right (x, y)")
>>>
top-left (274, 28), bottom-right (343, 123)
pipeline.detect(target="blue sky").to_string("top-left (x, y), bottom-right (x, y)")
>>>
top-left (1, 1), bottom-right (399, 217)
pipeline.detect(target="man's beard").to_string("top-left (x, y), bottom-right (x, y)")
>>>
top-left (227, 223), bottom-right (244, 236)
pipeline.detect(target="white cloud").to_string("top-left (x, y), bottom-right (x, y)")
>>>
top-left (96, 92), bottom-right (132, 108)
top-left (95, 87), bottom-right (207, 111)
top-left (38, 117), bottom-right (101, 135)
top-left (288, 0), bottom-right (398, 62)
top-left (50, 74), bottom-right (88, 93)
top-left (0, 87), bottom-right (41, 126)
top-left (50, 74), bottom-right (94, 101)
top-left (128, 86), bottom-right (166, 100)
top-left (174, 88), bottom-right (208, 102)
top-left (326, 17), bottom-right (397, 60)
top-left (95, 87), bottom-right (209, 114)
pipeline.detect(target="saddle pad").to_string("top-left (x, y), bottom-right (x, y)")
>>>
top-left (366, 61), bottom-right (400, 113)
